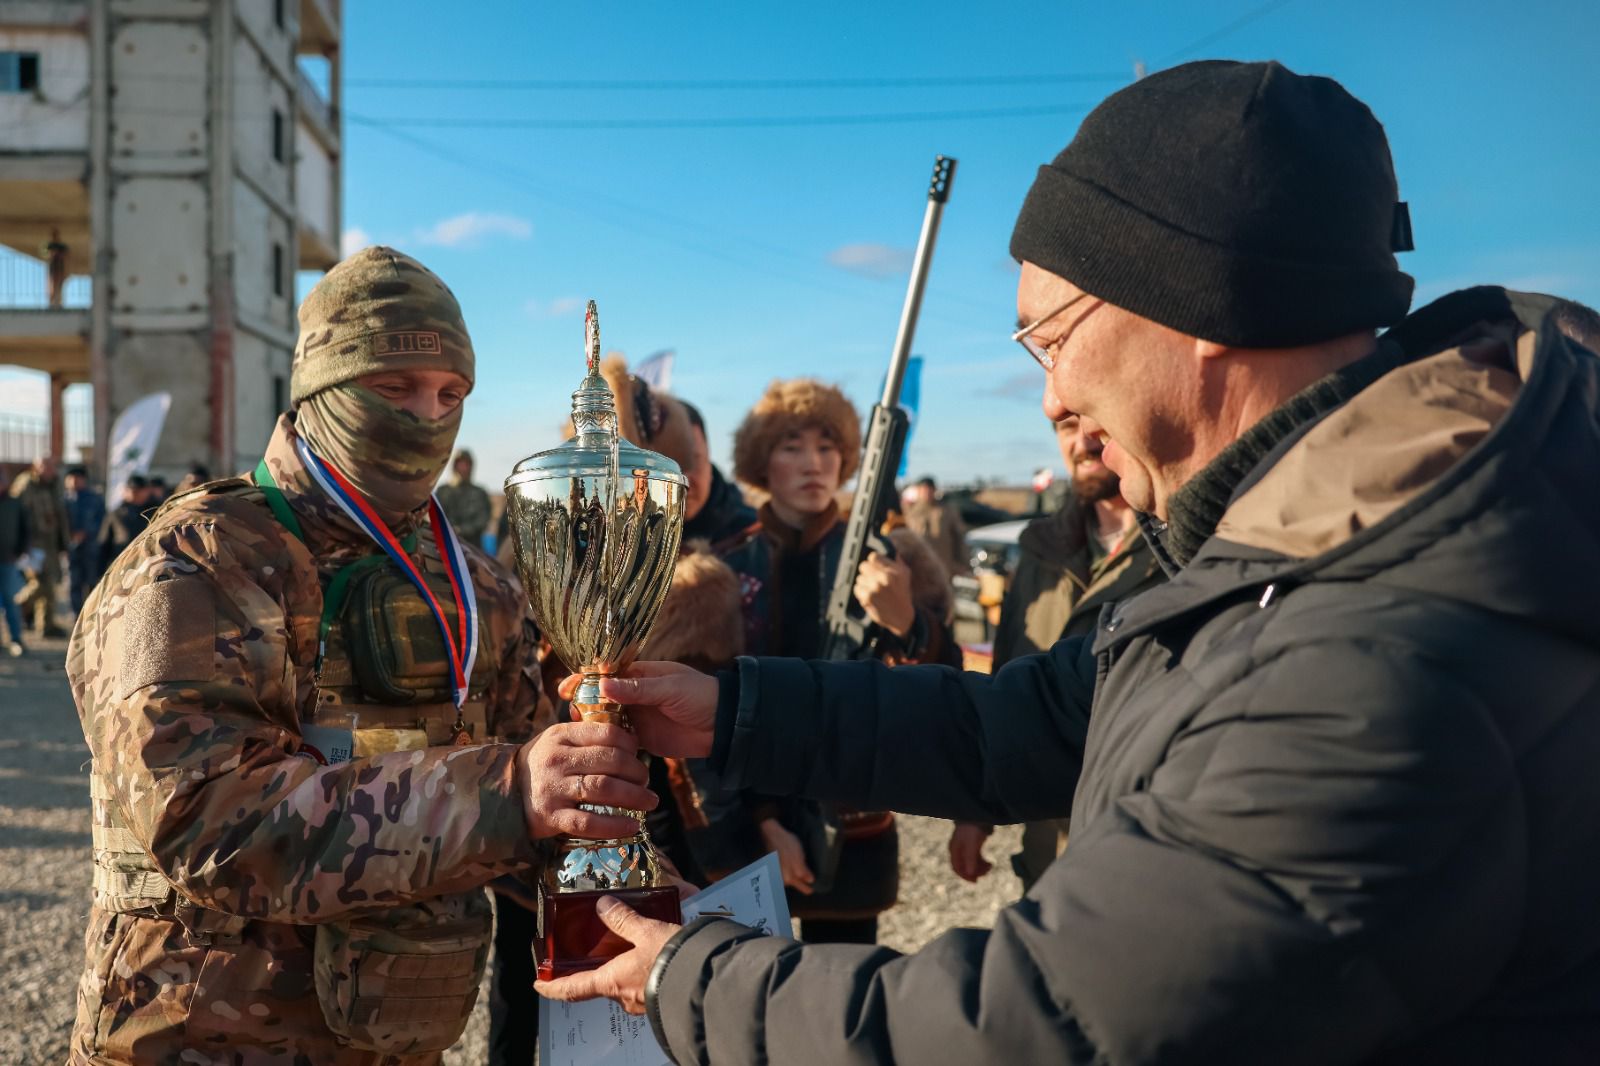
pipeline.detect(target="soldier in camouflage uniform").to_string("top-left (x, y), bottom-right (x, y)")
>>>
top-left (434, 448), bottom-right (492, 549)
top-left (68, 246), bottom-right (659, 1065)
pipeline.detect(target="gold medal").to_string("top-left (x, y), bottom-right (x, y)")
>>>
top-left (448, 713), bottom-right (473, 746)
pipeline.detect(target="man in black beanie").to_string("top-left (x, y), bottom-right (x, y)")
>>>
top-left (540, 60), bottom-right (1600, 1064)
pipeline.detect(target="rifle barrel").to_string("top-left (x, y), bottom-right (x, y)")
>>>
top-left (881, 156), bottom-right (956, 408)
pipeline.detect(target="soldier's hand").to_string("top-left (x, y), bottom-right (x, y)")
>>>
top-left (556, 663), bottom-right (718, 758)
top-left (535, 895), bottom-right (679, 1015)
top-left (518, 722), bottom-right (658, 840)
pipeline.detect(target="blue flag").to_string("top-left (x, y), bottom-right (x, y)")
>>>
top-left (878, 355), bottom-right (923, 479)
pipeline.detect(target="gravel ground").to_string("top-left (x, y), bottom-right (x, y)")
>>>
top-left (0, 634), bottom-right (90, 1065)
top-left (0, 639), bottom-right (1024, 1064)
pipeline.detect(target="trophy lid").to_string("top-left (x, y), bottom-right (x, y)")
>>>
top-left (506, 300), bottom-right (688, 488)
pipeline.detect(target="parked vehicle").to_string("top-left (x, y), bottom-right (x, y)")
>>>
top-left (952, 518), bottom-right (1028, 652)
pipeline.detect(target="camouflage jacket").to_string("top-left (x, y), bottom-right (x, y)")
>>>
top-left (68, 413), bottom-right (550, 1065)
top-left (434, 478), bottom-right (492, 546)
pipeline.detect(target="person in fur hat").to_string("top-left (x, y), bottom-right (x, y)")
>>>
top-left (647, 377), bottom-right (956, 945)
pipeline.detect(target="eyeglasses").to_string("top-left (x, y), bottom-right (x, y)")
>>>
top-left (1012, 292), bottom-right (1092, 372)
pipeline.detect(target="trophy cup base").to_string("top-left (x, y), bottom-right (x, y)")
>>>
top-left (535, 885), bottom-right (683, 980)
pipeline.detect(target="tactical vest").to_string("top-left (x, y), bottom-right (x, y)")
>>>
top-left (89, 476), bottom-right (501, 1054)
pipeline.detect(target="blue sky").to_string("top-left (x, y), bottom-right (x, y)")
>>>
top-left (8, 0), bottom-right (1600, 487)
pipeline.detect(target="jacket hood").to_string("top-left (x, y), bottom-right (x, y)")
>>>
top-left (1106, 287), bottom-right (1600, 648)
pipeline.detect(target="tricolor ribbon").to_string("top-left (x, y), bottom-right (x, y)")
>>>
top-left (294, 437), bottom-right (480, 710)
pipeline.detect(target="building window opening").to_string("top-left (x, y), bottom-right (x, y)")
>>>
top-left (272, 108), bottom-right (285, 163)
top-left (0, 52), bottom-right (40, 94)
top-left (272, 243), bottom-right (285, 298)
top-left (274, 0), bottom-right (286, 29)
top-left (273, 374), bottom-right (286, 417)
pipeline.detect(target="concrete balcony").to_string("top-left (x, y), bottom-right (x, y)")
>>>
top-left (299, 0), bottom-right (338, 55)
top-left (0, 308), bottom-right (91, 383)
top-left (0, 153), bottom-right (91, 274)
top-left (296, 64), bottom-right (337, 152)
top-left (295, 119), bottom-right (339, 270)
top-left (0, 1), bottom-right (87, 31)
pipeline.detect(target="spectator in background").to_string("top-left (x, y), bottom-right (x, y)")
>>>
top-left (436, 447), bottom-right (491, 548)
top-left (146, 476), bottom-right (170, 507)
top-left (679, 400), bottom-right (758, 545)
top-left (44, 228), bottom-right (68, 309)
top-left (62, 465), bottom-right (105, 614)
top-left (0, 485), bottom-right (30, 656)
top-left (172, 464), bottom-right (211, 495)
top-left (903, 475), bottom-right (969, 579)
top-left (98, 475), bottom-right (151, 573)
top-left (11, 457), bottom-right (70, 638)
top-left (948, 410), bottom-right (1164, 888)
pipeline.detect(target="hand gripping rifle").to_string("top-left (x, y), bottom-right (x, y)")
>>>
top-left (822, 155), bottom-right (956, 661)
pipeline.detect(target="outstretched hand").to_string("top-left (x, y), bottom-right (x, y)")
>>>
top-left (948, 821), bottom-right (995, 883)
top-left (534, 896), bottom-right (680, 1015)
top-left (559, 661), bottom-right (719, 758)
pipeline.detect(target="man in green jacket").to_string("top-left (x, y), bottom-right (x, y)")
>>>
top-left (435, 447), bottom-right (492, 549)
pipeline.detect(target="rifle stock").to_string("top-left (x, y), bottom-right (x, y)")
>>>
top-left (823, 155), bottom-right (955, 661)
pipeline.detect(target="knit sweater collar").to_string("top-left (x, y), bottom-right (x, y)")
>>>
top-left (1161, 343), bottom-right (1404, 568)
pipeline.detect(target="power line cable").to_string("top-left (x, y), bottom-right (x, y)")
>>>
top-left (344, 72), bottom-right (1130, 92)
top-left (1155, 0), bottom-right (1300, 65)
top-left (347, 102), bottom-right (1095, 131)
top-left (348, 115), bottom-right (1000, 329)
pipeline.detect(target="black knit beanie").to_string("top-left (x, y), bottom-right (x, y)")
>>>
top-left (1010, 60), bottom-right (1414, 348)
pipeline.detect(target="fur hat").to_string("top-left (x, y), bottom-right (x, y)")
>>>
top-left (563, 353), bottom-right (698, 473)
top-left (645, 540), bottom-right (745, 668)
top-left (732, 378), bottom-right (861, 489)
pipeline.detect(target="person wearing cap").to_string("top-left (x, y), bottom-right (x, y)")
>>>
top-left (435, 448), bottom-right (492, 549)
top-left (96, 474), bottom-right (151, 573)
top-left (62, 464), bottom-right (105, 614)
top-left (10, 455), bottom-right (70, 637)
top-left (66, 247), bottom-right (661, 1065)
top-left (902, 476), bottom-right (970, 581)
top-left (536, 61), bottom-right (1600, 1062)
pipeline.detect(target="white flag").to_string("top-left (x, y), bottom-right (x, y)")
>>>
top-left (635, 349), bottom-right (675, 392)
top-left (105, 392), bottom-right (172, 503)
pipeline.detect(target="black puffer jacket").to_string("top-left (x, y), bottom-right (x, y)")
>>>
top-left (646, 289), bottom-right (1600, 1065)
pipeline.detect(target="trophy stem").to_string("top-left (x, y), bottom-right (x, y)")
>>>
top-left (571, 671), bottom-right (631, 730)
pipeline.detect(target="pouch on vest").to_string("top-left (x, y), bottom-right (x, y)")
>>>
top-left (313, 889), bottom-right (493, 1055)
top-left (338, 562), bottom-right (491, 705)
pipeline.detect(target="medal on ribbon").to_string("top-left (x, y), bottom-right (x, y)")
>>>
top-left (294, 437), bottom-right (481, 715)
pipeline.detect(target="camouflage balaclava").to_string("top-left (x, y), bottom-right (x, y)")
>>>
top-left (290, 246), bottom-right (475, 519)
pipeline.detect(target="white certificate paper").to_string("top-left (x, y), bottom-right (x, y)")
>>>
top-left (536, 851), bottom-right (793, 1066)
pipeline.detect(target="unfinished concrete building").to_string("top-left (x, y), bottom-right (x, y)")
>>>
top-left (0, 0), bottom-right (342, 476)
